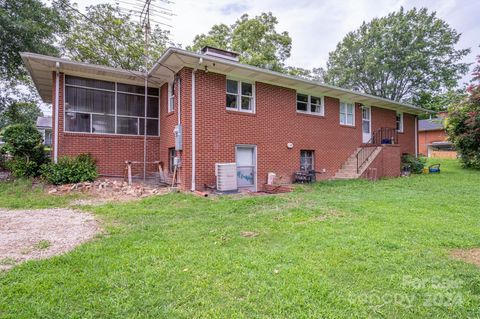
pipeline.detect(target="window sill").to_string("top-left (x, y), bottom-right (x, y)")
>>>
top-left (226, 109), bottom-right (256, 116)
top-left (166, 111), bottom-right (175, 117)
top-left (296, 111), bottom-right (325, 118)
top-left (62, 131), bottom-right (161, 139)
top-left (339, 124), bottom-right (356, 129)
top-left (397, 131), bottom-right (404, 134)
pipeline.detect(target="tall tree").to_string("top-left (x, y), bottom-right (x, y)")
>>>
top-left (0, 0), bottom-right (69, 81)
top-left (188, 12), bottom-right (292, 72)
top-left (0, 101), bottom-right (42, 130)
top-left (325, 7), bottom-right (470, 102)
top-left (61, 3), bottom-right (171, 71)
top-left (446, 52), bottom-right (480, 169)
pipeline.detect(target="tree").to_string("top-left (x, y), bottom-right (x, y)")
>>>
top-left (0, 101), bottom-right (43, 130)
top-left (0, 124), bottom-right (48, 177)
top-left (0, 0), bottom-right (69, 82)
top-left (414, 89), bottom-right (467, 116)
top-left (61, 3), bottom-right (171, 71)
top-left (446, 52), bottom-right (480, 169)
top-left (188, 12), bottom-right (292, 72)
top-left (325, 7), bottom-right (470, 102)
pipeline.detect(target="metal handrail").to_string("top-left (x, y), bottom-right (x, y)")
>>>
top-left (356, 127), bottom-right (398, 173)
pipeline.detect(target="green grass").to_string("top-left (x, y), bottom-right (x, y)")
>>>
top-left (1, 159), bottom-right (480, 318)
top-left (0, 179), bottom-right (78, 209)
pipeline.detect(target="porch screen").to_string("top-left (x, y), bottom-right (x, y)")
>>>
top-left (64, 75), bottom-right (159, 136)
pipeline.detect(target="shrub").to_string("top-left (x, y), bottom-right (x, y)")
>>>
top-left (0, 124), bottom-right (48, 177)
top-left (401, 154), bottom-right (426, 174)
top-left (41, 154), bottom-right (98, 185)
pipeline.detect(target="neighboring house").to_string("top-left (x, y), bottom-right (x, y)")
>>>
top-left (36, 116), bottom-right (52, 146)
top-left (418, 116), bottom-right (456, 158)
top-left (21, 46), bottom-right (426, 192)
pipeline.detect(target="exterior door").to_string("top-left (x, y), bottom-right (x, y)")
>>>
top-left (236, 145), bottom-right (256, 190)
top-left (362, 106), bottom-right (372, 143)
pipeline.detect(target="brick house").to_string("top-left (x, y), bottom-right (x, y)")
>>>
top-left (418, 116), bottom-right (457, 158)
top-left (21, 47), bottom-right (426, 192)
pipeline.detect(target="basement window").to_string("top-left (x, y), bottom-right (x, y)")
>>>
top-left (300, 150), bottom-right (314, 171)
top-left (226, 79), bottom-right (255, 113)
top-left (340, 101), bottom-right (355, 126)
top-left (168, 148), bottom-right (176, 173)
top-left (296, 93), bottom-right (324, 115)
top-left (396, 112), bottom-right (404, 132)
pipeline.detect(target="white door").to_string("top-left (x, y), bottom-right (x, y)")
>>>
top-left (236, 145), bottom-right (256, 190)
top-left (362, 106), bottom-right (372, 143)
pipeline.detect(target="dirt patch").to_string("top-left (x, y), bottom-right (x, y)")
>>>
top-left (45, 178), bottom-right (171, 204)
top-left (0, 209), bottom-right (100, 271)
top-left (450, 248), bottom-right (480, 266)
top-left (240, 231), bottom-right (259, 238)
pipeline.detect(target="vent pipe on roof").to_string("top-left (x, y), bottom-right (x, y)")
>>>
top-left (201, 46), bottom-right (239, 62)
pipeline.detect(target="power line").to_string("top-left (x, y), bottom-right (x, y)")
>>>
top-left (59, 0), bottom-right (176, 84)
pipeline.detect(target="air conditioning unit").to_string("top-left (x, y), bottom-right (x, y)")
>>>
top-left (215, 163), bottom-right (237, 191)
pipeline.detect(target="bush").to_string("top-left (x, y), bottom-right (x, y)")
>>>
top-left (0, 124), bottom-right (48, 177)
top-left (401, 154), bottom-right (426, 174)
top-left (41, 154), bottom-right (98, 185)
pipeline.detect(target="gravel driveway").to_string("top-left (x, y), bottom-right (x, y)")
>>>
top-left (0, 209), bottom-right (99, 270)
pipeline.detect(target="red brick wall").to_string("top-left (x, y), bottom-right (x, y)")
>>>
top-left (53, 73), bottom-right (161, 177)
top-left (398, 113), bottom-right (417, 155)
top-left (361, 145), bottom-right (401, 179)
top-left (418, 129), bottom-right (448, 156)
top-left (179, 68), bottom-right (417, 191)
top-left (52, 69), bottom-right (418, 189)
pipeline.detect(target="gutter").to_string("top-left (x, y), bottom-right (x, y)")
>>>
top-left (150, 47), bottom-right (431, 115)
top-left (53, 62), bottom-right (60, 163)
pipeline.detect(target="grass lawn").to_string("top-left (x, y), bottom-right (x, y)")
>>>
top-left (1, 159), bottom-right (480, 318)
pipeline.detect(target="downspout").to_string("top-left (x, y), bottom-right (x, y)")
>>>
top-left (53, 62), bottom-right (60, 164)
top-left (191, 69), bottom-right (197, 191)
top-left (415, 115), bottom-right (418, 158)
top-left (177, 75), bottom-right (181, 125)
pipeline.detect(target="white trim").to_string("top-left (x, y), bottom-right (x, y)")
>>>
top-left (296, 92), bottom-right (324, 116)
top-left (396, 112), bottom-right (404, 133)
top-left (53, 67), bottom-right (60, 163)
top-left (235, 144), bottom-right (257, 192)
top-left (339, 101), bottom-right (355, 126)
top-left (167, 81), bottom-right (175, 112)
top-left (63, 75), bottom-right (160, 137)
top-left (415, 115), bottom-right (418, 157)
top-left (361, 105), bottom-right (372, 143)
top-left (226, 78), bottom-right (255, 113)
top-left (191, 70), bottom-right (196, 192)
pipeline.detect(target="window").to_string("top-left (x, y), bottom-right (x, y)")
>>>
top-left (64, 75), bottom-right (160, 136)
top-left (168, 82), bottom-right (175, 113)
top-left (396, 112), bottom-right (404, 132)
top-left (300, 150), bottom-right (314, 171)
top-left (340, 101), bottom-right (355, 126)
top-left (296, 93), bottom-right (324, 115)
top-left (168, 148), bottom-right (176, 173)
top-left (226, 79), bottom-right (254, 112)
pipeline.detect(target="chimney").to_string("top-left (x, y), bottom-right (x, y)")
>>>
top-left (201, 46), bottom-right (239, 62)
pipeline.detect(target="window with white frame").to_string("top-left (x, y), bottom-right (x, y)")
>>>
top-left (226, 79), bottom-right (254, 112)
top-left (300, 150), bottom-right (314, 171)
top-left (64, 75), bottom-right (159, 136)
top-left (296, 93), bottom-right (324, 115)
top-left (396, 112), bottom-right (404, 132)
top-left (339, 101), bottom-right (355, 126)
top-left (168, 81), bottom-right (175, 113)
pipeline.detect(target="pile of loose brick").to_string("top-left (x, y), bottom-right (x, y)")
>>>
top-left (46, 178), bottom-right (170, 200)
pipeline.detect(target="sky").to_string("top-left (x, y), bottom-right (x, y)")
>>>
top-left (71, 0), bottom-right (479, 84)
